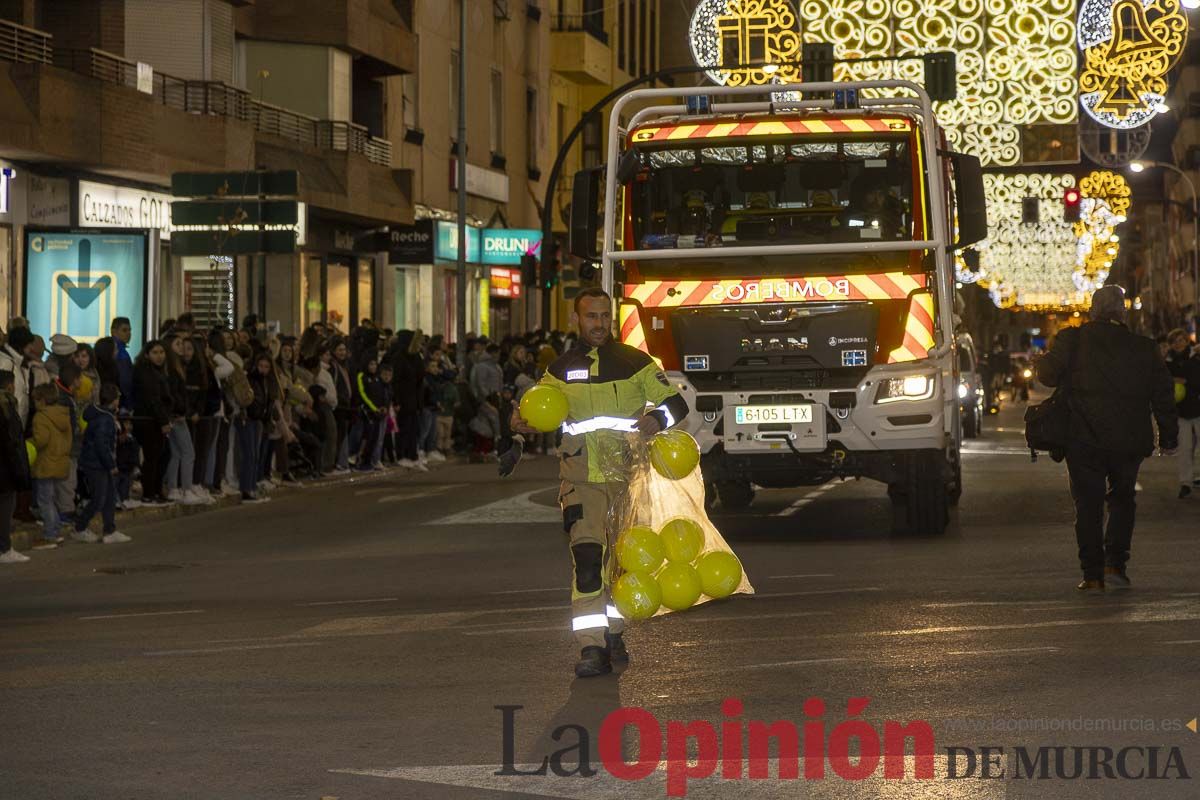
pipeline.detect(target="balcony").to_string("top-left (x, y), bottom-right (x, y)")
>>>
top-left (51, 48), bottom-right (393, 167)
top-left (0, 19), bottom-right (52, 65)
top-left (1, 30), bottom-right (407, 223)
top-left (243, 0), bottom-right (416, 77)
top-left (551, 12), bottom-right (611, 85)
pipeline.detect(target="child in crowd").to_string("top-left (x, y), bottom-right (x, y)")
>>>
top-left (30, 383), bottom-right (72, 546)
top-left (74, 383), bottom-right (131, 544)
top-left (469, 392), bottom-right (501, 461)
top-left (115, 411), bottom-right (141, 509)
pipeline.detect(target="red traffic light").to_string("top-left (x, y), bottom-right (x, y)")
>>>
top-left (1063, 188), bottom-right (1081, 222)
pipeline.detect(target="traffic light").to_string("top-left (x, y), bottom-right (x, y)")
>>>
top-left (923, 51), bottom-right (957, 102)
top-left (520, 254), bottom-right (537, 286)
top-left (1063, 188), bottom-right (1081, 222)
top-left (1021, 197), bottom-right (1039, 225)
top-left (541, 240), bottom-right (560, 290)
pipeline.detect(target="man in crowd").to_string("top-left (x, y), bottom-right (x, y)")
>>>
top-left (1164, 328), bottom-right (1200, 498)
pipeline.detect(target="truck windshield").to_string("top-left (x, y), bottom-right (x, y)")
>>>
top-left (627, 133), bottom-right (921, 276)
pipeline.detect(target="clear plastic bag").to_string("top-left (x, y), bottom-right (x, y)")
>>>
top-left (601, 433), bottom-right (754, 618)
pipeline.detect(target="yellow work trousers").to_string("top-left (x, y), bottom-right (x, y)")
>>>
top-left (560, 478), bottom-right (627, 649)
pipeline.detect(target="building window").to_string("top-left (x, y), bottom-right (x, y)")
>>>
top-left (450, 49), bottom-right (461, 143)
top-left (556, 102), bottom-right (567, 150)
top-left (637, 0), bottom-right (647, 78)
top-left (583, 116), bottom-right (601, 168)
top-left (402, 71), bottom-right (419, 130)
top-left (490, 68), bottom-right (504, 155)
top-left (617, 1), bottom-right (627, 72)
top-left (526, 87), bottom-right (539, 169)
top-left (649, 1), bottom-right (657, 74)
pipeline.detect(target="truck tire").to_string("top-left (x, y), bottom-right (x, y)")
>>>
top-left (716, 480), bottom-right (755, 510)
top-left (892, 452), bottom-right (949, 535)
top-left (963, 406), bottom-right (980, 439)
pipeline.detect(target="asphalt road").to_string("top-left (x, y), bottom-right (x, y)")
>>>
top-left (2, 399), bottom-right (1198, 800)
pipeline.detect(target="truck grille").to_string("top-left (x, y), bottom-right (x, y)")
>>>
top-left (687, 368), bottom-right (867, 392)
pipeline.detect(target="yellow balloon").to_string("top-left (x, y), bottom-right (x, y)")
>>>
top-left (616, 525), bottom-right (665, 574)
top-left (1175, 383), bottom-right (1186, 404)
top-left (697, 551), bottom-right (743, 599)
top-left (25, 440), bottom-right (36, 464)
top-left (613, 571), bottom-right (661, 620)
top-left (649, 429), bottom-right (700, 480)
top-left (657, 563), bottom-right (702, 611)
top-left (519, 384), bottom-right (569, 433)
top-left (659, 518), bottom-right (704, 563)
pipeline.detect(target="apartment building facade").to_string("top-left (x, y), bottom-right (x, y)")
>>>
top-left (0, 0), bottom-right (412, 340)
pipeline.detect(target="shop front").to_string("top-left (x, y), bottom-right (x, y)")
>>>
top-left (389, 222), bottom-right (539, 341)
top-left (297, 214), bottom-right (378, 336)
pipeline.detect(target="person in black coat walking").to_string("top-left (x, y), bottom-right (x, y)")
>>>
top-left (132, 341), bottom-right (173, 505)
top-left (0, 369), bottom-right (31, 563)
top-left (1036, 285), bottom-right (1178, 592)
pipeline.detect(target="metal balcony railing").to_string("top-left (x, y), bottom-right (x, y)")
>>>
top-left (552, 0), bottom-right (607, 45)
top-left (49, 44), bottom-right (394, 167)
top-left (0, 18), bottom-right (53, 65)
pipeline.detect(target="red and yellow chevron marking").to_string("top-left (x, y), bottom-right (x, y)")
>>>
top-left (888, 292), bottom-right (937, 363)
top-left (624, 273), bottom-right (927, 308)
top-left (619, 303), bottom-right (650, 354)
top-left (630, 117), bottom-right (912, 143)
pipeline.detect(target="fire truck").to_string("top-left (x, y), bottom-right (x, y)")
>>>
top-left (568, 80), bottom-right (987, 535)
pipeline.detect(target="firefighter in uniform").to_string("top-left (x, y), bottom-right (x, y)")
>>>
top-left (512, 288), bottom-right (689, 677)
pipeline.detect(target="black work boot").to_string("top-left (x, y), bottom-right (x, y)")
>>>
top-left (574, 646), bottom-right (612, 678)
top-left (605, 632), bottom-right (629, 663)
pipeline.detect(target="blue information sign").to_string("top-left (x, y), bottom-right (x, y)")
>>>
top-left (24, 230), bottom-right (148, 355)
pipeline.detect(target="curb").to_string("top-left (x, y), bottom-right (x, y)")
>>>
top-left (8, 457), bottom-right (469, 553)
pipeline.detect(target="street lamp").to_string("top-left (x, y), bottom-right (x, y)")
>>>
top-left (1184, 0), bottom-right (1199, 10)
top-left (1129, 160), bottom-right (1200, 315)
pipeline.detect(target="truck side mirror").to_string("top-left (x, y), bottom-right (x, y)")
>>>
top-left (616, 150), bottom-right (640, 185)
top-left (946, 151), bottom-right (987, 250)
top-left (569, 165), bottom-right (605, 261)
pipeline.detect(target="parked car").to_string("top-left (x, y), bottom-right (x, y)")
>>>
top-left (957, 333), bottom-right (985, 438)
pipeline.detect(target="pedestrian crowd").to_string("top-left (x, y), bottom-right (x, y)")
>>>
top-left (0, 311), bottom-right (575, 563)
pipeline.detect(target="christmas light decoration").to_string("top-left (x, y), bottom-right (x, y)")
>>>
top-left (688, 0), bottom-right (1078, 167)
top-left (1078, 0), bottom-right (1189, 129)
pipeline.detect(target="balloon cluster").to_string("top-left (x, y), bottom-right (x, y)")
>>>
top-left (612, 518), bottom-right (743, 620)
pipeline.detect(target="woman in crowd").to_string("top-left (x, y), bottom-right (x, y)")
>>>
top-left (73, 344), bottom-right (100, 406)
top-left (183, 334), bottom-right (216, 502)
top-left (205, 330), bottom-right (236, 496)
top-left (132, 340), bottom-right (172, 506)
top-left (162, 335), bottom-right (204, 505)
top-left (311, 347), bottom-right (339, 473)
top-left (330, 338), bottom-right (353, 473)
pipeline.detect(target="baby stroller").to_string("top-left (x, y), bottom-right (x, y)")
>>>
top-left (286, 440), bottom-right (319, 480)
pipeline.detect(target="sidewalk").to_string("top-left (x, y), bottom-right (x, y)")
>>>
top-left (6, 458), bottom-right (466, 554)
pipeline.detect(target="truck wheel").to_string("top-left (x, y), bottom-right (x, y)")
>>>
top-left (947, 456), bottom-right (963, 506)
top-left (892, 453), bottom-right (949, 535)
top-left (716, 480), bottom-right (755, 510)
top-left (963, 406), bottom-right (980, 439)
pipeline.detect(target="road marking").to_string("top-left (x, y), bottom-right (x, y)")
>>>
top-left (947, 646), bottom-right (1060, 656)
top-left (80, 609), bottom-right (205, 621)
top-left (378, 485), bottom-right (463, 504)
top-left (294, 604), bottom-right (565, 638)
top-left (331, 756), bottom-right (1001, 798)
top-left (1170, 593), bottom-right (1200, 598)
top-left (488, 586), bottom-right (569, 595)
top-left (767, 573), bottom-right (836, 579)
top-left (298, 598), bottom-right (400, 607)
top-left (754, 587), bottom-right (882, 599)
top-left (144, 641), bottom-right (323, 657)
top-left (1161, 639), bottom-right (1200, 645)
top-left (776, 498), bottom-right (811, 517)
top-left (462, 625), bottom-right (566, 636)
top-left (722, 657), bottom-right (849, 672)
top-left (922, 600), bottom-right (1069, 608)
top-left (879, 608), bottom-right (1200, 637)
top-left (428, 488), bottom-right (560, 525)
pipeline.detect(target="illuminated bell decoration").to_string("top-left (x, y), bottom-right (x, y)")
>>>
top-left (1078, 0), bottom-right (1189, 130)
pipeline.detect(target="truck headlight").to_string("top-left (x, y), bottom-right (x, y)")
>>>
top-left (957, 382), bottom-right (969, 400)
top-left (876, 374), bottom-right (935, 404)
top-left (1022, 368), bottom-right (1033, 379)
